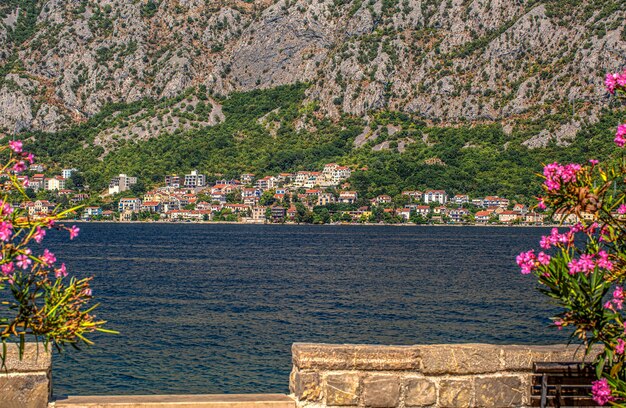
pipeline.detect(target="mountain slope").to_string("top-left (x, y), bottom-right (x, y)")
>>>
top-left (1, 0), bottom-right (625, 145)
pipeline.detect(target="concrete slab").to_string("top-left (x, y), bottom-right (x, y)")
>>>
top-left (53, 394), bottom-right (296, 408)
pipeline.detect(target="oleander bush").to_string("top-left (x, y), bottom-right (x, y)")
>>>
top-left (0, 139), bottom-right (113, 362)
top-left (518, 70), bottom-right (626, 405)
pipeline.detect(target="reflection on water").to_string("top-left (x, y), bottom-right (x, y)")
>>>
top-left (44, 224), bottom-right (567, 395)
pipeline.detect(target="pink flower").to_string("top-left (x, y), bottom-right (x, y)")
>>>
top-left (606, 72), bottom-right (619, 94)
top-left (589, 159), bottom-right (599, 165)
top-left (69, 225), bottom-right (80, 240)
top-left (25, 153), bottom-right (34, 164)
top-left (40, 249), bottom-right (56, 266)
top-left (0, 221), bottom-right (13, 242)
top-left (15, 254), bottom-right (31, 270)
top-left (537, 197), bottom-right (546, 210)
top-left (538, 252), bottom-right (551, 266)
top-left (1, 262), bottom-right (14, 276)
top-left (616, 339), bottom-right (625, 355)
top-left (612, 286), bottom-right (624, 310)
top-left (543, 162), bottom-right (582, 190)
top-left (0, 201), bottom-right (13, 216)
top-left (554, 320), bottom-right (563, 330)
top-left (12, 161), bottom-right (26, 173)
top-left (82, 288), bottom-right (92, 296)
top-left (615, 124), bottom-right (626, 148)
top-left (618, 204), bottom-right (626, 215)
top-left (8, 140), bottom-right (22, 153)
top-left (592, 378), bottom-right (614, 406)
top-left (54, 263), bottom-right (67, 278)
top-left (596, 251), bottom-right (614, 271)
top-left (33, 227), bottom-right (45, 244)
top-left (516, 250), bottom-right (537, 274)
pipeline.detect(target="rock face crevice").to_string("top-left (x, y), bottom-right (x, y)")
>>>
top-left (0, 0), bottom-right (625, 140)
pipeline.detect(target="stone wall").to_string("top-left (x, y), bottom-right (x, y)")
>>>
top-left (0, 342), bottom-right (51, 408)
top-left (289, 343), bottom-right (598, 408)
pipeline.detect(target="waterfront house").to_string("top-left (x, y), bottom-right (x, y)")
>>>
top-left (109, 174), bottom-right (137, 195)
top-left (270, 206), bottom-right (286, 222)
top-left (184, 170), bottom-right (206, 188)
top-left (256, 176), bottom-right (277, 191)
top-left (164, 175), bottom-right (181, 188)
top-left (251, 206), bottom-right (267, 222)
top-left (240, 173), bottom-right (255, 185)
top-left (224, 204), bottom-right (249, 214)
top-left (451, 194), bottom-right (469, 205)
top-left (525, 212), bottom-right (546, 225)
top-left (423, 190), bottom-right (448, 204)
top-left (287, 205), bottom-right (297, 220)
top-left (448, 208), bottom-right (470, 223)
top-left (317, 192), bottom-right (336, 206)
top-left (414, 205), bottom-right (431, 216)
top-left (484, 196), bottom-right (510, 209)
top-left (397, 207), bottom-right (411, 221)
top-left (513, 203), bottom-right (528, 214)
top-left (498, 211), bottom-right (522, 223)
top-left (474, 210), bottom-right (493, 223)
top-left (82, 206), bottom-right (102, 220)
top-left (141, 201), bottom-right (162, 213)
top-left (46, 176), bottom-right (65, 191)
top-left (61, 168), bottom-right (78, 179)
top-left (119, 198), bottom-right (142, 213)
top-left (339, 191), bottom-right (358, 204)
top-left (373, 195), bottom-right (392, 205)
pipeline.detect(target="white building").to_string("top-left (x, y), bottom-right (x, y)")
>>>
top-left (46, 177), bottom-right (65, 191)
top-left (184, 170), bottom-right (206, 188)
top-left (109, 174), bottom-right (138, 195)
top-left (118, 198), bottom-right (142, 213)
top-left (62, 168), bottom-right (78, 179)
top-left (423, 190), bottom-right (448, 205)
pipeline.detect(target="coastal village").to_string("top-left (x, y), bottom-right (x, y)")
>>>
top-left (15, 162), bottom-right (572, 226)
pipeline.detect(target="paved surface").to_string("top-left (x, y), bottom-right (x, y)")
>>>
top-left (53, 394), bottom-right (295, 408)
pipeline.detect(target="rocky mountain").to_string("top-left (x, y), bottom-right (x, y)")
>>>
top-left (1, 0), bottom-right (625, 147)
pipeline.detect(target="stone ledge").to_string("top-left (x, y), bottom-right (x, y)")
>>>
top-left (292, 343), bottom-right (421, 371)
top-left (53, 394), bottom-right (296, 408)
top-left (2, 342), bottom-right (52, 373)
top-left (292, 343), bottom-right (599, 374)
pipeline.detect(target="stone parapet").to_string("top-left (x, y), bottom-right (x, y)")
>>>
top-left (289, 343), bottom-right (599, 408)
top-left (0, 342), bottom-right (52, 408)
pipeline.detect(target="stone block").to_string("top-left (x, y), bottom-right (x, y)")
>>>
top-left (405, 377), bottom-right (436, 407)
top-left (325, 373), bottom-right (360, 406)
top-left (0, 373), bottom-right (50, 408)
top-left (421, 344), bottom-right (501, 375)
top-left (292, 370), bottom-right (322, 401)
top-left (292, 343), bottom-right (421, 370)
top-left (475, 376), bottom-right (523, 407)
top-left (362, 375), bottom-right (400, 407)
top-left (439, 379), bottom-right (473, 408)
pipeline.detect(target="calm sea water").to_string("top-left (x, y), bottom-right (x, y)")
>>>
top-left (41, 224), bottom-right (568, 396)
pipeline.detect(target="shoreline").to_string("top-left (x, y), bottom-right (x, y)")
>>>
top-left (66, 219), bottom-right (557, 227)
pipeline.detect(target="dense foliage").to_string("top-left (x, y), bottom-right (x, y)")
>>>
top-left (0, 140), bottom-right (113, 360)
top-left (517, 70), bottom-right (626, 405)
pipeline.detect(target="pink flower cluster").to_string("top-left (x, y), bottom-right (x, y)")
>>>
top-left (540, 228), bottom-right (574, 249)
top-left (516, 250), bottom-right (551, 274)
top-left (592, 378), bottom-right (614, 406)
top-left (616, 124), bottom-right (626, 148)
top-left (568, 251), bottom-right (613, 275)
top-left (605, 287), bottom-right (624, 310)
top-left (606, 70), bottom-right (626, 94)
top-left (543, 162), bottom-right (582, 191)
